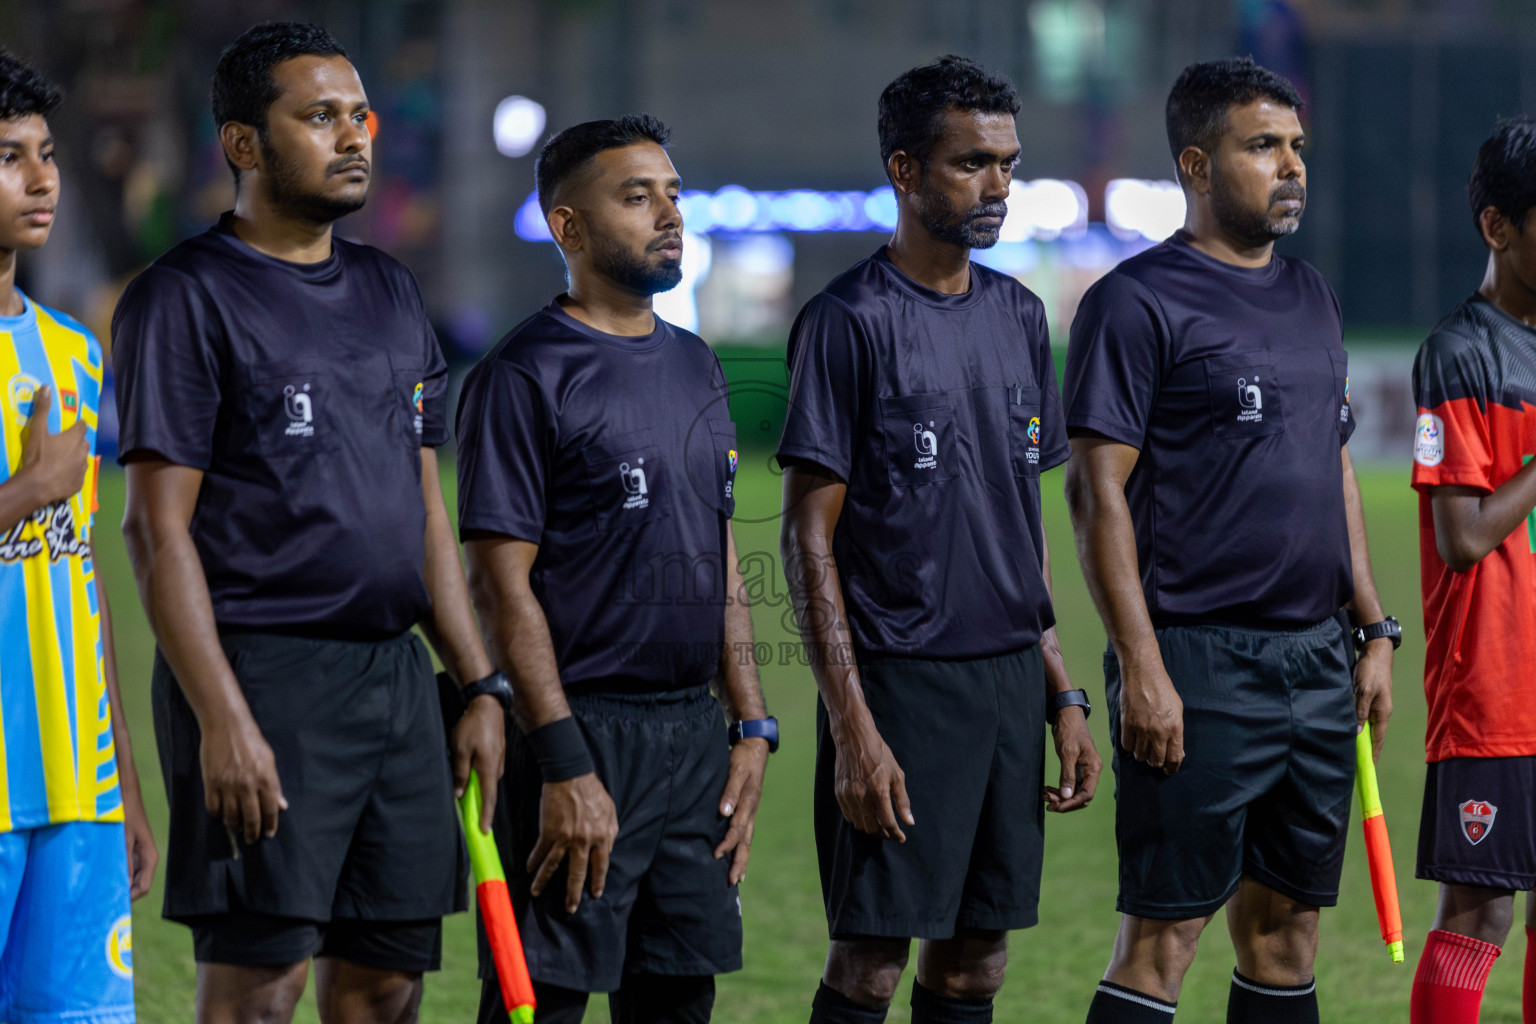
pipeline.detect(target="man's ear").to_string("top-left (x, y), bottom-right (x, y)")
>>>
top-left (1478, 206), bottom-right (1511, 252)
top-left (1178, 145), bottom-right (1211, 196)
top-left (888, 150), bottom-right (922, 197)
top-left (219, 121), bottom-right (260, 175)
top-left (547, 206), bottom-right (582, 254)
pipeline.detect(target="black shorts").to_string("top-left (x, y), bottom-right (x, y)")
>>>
top-left (481, 686), bottom-right (742, 994)
top-left (1106, 618), bottom-right (1356, 919)
top-left (153, 630), bottom-right (466, 969)
top-left (1417, 756), bottom-right (1536, 891)
top-left (814, 644), bottom-right (1046, 940)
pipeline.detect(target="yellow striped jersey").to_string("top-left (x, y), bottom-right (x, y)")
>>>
top-left (0, 291), bottom-right (118, 832)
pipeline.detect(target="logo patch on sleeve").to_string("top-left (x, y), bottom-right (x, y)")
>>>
top-left (1460, 799), bottom-right (1497, 845)
top-left (1414, 413), bottom-right (1445, 467)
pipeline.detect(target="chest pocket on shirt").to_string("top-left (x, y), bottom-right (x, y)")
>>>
top-left (684, 420), bottom-right (738, 519)
top-left (1204, 353), bottom-right (1284, 439)
top-left (583, 429), bottom-right (669, 534)
top-left (1006, 386), bottom-right (1044, 477)
top-left (1328, 350), bottom-right (1351, 438)
top-left (880, 392), bottom-right (959, 487)
top-left (242, 361), bottom-right (340, 456)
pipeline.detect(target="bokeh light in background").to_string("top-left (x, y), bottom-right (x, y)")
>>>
top-left (492, 95), bottom-right (545, 158)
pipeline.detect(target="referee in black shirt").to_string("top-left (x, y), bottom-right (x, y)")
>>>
top-left (457, 115), bottom-right (771, 1024)
top-left (113, 23), bottom-right (505, 1022)
top-left (779, 57), bottom-right (1101, 1024)
top-left (1065, 59), bottom-right (1395, 1024)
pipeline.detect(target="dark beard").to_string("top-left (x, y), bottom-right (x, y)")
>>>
top-left (592, 234), bottom-right (684, 295)
top-left (260, 137), bottom-right (368, 224)
top-left (1210, 164), bottom-right (1306, 246)
top-left (919, 185), bottom-right (1008, 249)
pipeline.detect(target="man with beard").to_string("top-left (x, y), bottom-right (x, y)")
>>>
top-left (778, 56), bottom-right (1101, 1024)
top-left (456, 115), bottom-right (771, 1023)
top-left (1064, 57), bottom-right (1394, 1023)
top-left (112, 22), bottom-right (506, 1022)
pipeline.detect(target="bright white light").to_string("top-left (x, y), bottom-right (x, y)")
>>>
top-left (1105, 179), bottom-right (1185, 241)
top-left (1001, 179), bottom-right (1089, 242)
top-left (710, 186), bottom-right (760, 231)
top-left (652, 231), bottom-right (712, 333)
top-left (494, 96), bottom-right (546, 158)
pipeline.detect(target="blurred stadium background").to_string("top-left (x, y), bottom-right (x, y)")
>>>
top-left (9, 0), bottom-right (1536, 1020)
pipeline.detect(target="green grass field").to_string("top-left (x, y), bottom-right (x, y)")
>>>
top-left (94, 457), bottom-right (1510, 1022)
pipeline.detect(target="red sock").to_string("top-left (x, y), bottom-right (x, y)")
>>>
top-left (1523, 926), bottom-right (1536, 1023)
top-left (1412, 929), bottom-right (1501, 1024)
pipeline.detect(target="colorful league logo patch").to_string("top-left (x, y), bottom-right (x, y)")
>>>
top-left (1414, 413), bottom-right (1445, 467)
top-left (1460, 799), bottom-right (1497, 846)
top-left (727, 449), bottom-right (738, 473)
top-left (412, 382), bottom-right (424, 413)
top-left (1027, 416), bottom-right (1041, 446)
top-left (106, 914), bottom-right (133, 979)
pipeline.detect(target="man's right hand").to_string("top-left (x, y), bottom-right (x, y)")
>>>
top-left (834, 726), bottom-right (914, 842)
top-left (201, 715), bottom-right (287, 844)
top-left (18, 386), bottom-right (88, 506)
top-left (1119, 657), bottom-right (1184, 773)
top-left (529, 772), bottom-right (618, 914)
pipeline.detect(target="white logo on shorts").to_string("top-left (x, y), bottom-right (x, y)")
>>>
top-left (106, 914), bottom-right (133, 979)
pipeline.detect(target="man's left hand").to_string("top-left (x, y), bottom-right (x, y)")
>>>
top-left (1354, 639), bottom-right (1394, 763)
top-left (1044, 706), bottom-right (1101, 813)
top-left (714, 737), bottom-right (768, 885)
top-left (122, 787), bottom-right (159, 900)
top-left (452, 694), bottom-right (507, 833)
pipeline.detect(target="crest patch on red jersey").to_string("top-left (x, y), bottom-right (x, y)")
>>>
top-left (1460, 799), bottom-right (1497, 846)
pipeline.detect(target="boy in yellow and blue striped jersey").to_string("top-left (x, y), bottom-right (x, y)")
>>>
top-left (0, 51), bottom-right (156, 1024)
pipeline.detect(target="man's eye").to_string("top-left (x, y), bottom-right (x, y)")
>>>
top-left (312, 112), bottom-right (331, 123)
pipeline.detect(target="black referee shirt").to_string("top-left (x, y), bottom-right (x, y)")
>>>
top-left (776, 247), bottom-right (1067, 660)
top-left (112, 213), bottom-right (448, 639)
top-left (1063, 230), bottom-right (1355, 629)
top-left (455, 300), bottom-right (737, 694)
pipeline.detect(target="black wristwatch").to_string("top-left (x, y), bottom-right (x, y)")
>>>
top-left (461, 670), bottom-right (514, 713)
top-left (1352, 616), bottom-right (1402, 652)
top-left (728, 717), bottom-right (779, 753)
top-left (1049, 689), bottom-right (1092, 724)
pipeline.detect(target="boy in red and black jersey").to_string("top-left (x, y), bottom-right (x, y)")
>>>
top-left (1410, 115), bottom-right (1536, 1024)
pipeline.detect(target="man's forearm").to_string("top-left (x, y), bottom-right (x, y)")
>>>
top-left (465, 543), bottom-right (572, 736)
top-left (1066, 469), bottom-right (1160, 668)
top-left (1341, 449), bottom-right (1386, 624)
top-left (1039, 529), bottom-right (1075, 696)
top-left (781, 520), bottom-right (871, 744)
top-left (717, 524), bottom-right (767, 722)
top-left (0, 471), bottom-right (46, 531)
top-left (123, 511), bottom-right (250, 729)
top-left (419, 451), bottom-right (493, 684)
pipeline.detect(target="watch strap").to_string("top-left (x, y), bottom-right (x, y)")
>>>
top-left (1352, 616), bottom-right (1402, 651)
top-left (1049, 689), bottom-right (1091, 723)
top-left (729, 716), bottom-right (779, 753)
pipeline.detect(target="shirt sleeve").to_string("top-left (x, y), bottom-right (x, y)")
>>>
top-left (1032, 299), bottom-right (1069, 471)
top-left (1063, 272), bottom-right (1167, 448)
top-left (111, 265), bottom-right (225, 469)
top-left (1411, 327), bottom-right (1493, 493)
top-left (406, 275), bottom-right (450, 448)
top-left (455, 359), bottom-right (552, 542)
top-left (775, 293), bottom-right (870, 480)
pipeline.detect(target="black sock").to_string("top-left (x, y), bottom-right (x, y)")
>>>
top-left (910, 978), bottom-right (993, 1022)
top-left (478, 977), bottom-right (589, 1024)
top-left (608, 973), bottom-right (716, 1024)
top-left (1084, 980), bottom-right (1177, 1023)
top-left (1225, 970), bottom-right (1318, 1024)
top-left (810, 980), bottom-right (890, 1024)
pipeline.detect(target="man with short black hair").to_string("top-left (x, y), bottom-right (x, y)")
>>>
top-left (113, 22), bottom-right (504, 1023)
top-left (1407, 115), bottom-right (1536, 1024)
top-left (778, 56), bottom-right (1101, 1024)
top-left (458, 114), bottom-right (770, 1024)
top-left (1065, 57), bottom-right (1394, 1023)
top-left (0, 48), bottom-right (157, 1024)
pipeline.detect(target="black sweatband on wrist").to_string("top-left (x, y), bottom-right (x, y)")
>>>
top-left (527, 717), bottom-right (595, 783)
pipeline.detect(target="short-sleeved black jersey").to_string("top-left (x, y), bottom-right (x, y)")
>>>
top-left (456, 301), bottom-right (738, 693)
top-left (775, 248), bottom-right (1067, 659)
top-left (1063, 231), bottom-right (1355, 628)
top-left (112, 214), bottom-right (448, 639)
